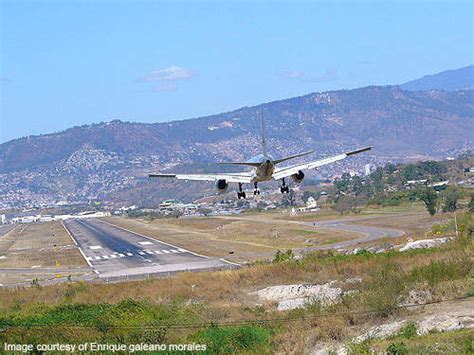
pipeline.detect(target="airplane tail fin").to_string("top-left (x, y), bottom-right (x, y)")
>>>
top-left (260, 109), bottom-right (268, 156)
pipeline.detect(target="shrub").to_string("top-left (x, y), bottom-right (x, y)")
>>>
top-left (398, 322), bottom-right (417, 339)
top-left (191, 325), bottom-right (271, 354)
top-left (410, 259), bottom-right (471, 287)
top-left (386, 341), bottom-right (408, 355)
top-left (272, 250), bottom-right (295, 263)
top-left (363, 263), bottom-right (407, 316)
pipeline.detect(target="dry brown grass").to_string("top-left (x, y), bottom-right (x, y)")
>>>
top-left (353, 211), bottom-right (453, 234)
top-left (0, 234), bottom-right (468, 310)
top-left (0, 222), bottom-right (74, 252)
top-left (0, 222), bottom-right (88, 285)
top-left (103, 214), bottom-right (356, 262)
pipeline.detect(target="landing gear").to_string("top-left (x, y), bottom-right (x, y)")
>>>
top-left (280, 178), bottom-right (290, 194)
top-left (237, 183), bottom-right (246, 199)
top-left (253, 182), bottom-right (260, 195)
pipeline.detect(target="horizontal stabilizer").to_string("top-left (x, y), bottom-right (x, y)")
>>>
top-left (218, 162), bottom-right (261, 167)
top-left (148, 173), bottom-right (176, 178)
top-left (273, 150), bottom-right (314, 165)
top-left (346, 146), bottom-right (372, 156)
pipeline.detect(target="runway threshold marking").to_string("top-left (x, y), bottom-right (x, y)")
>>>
top-left (96, 219), bottom-right (211, 259)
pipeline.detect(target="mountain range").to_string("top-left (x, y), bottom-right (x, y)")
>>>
top-left (0, 66), bottom-right (473, 209)
top-left (400, 65), bottom-right (474, 91)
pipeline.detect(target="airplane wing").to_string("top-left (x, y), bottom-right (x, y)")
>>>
top-left (148, 172), bottom-right (253, 183)
top-left (272, 147), bottom-right (372, 180)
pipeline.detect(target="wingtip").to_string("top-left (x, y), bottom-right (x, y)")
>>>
top-left (346, 146), bottom-right (372, 156)
top-left (148, 173), bottom-right (176, 178)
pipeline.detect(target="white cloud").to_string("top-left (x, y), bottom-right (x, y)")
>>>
top-left (278, 68), bottom-right (339, 83)
top-left (278, 70), bottom-right (305, 80)
top-left (140, 66), bottom-right (194, 82)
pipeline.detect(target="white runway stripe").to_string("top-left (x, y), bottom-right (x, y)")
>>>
top-left (146, 251), bottom-right (154, 255)
top-left (138, 251), bottom-right (145, 255)
top-left (154, 250), bottom-right (162, 254)
top-left (170, 249), bottom-right (179, 253)
top-left (118, 253), bottom-right (125, 257)
top-left (162, 250), bottom-right (171, 254)
top-left (103, 255), bottom-right (109, 259)
top-left (126, 252), bottom-right (133, 256)
top-left (110, 254), bottom-right (118, 258)
top-left (139, 241), bottom-right (153, 245)
top-left (94, 256), bottom-right (101, 260)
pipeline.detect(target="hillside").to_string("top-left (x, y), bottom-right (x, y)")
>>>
top-left (0, 85), bottom-right (473, 208)
top-left (400, 65), bottom-right (474, 91)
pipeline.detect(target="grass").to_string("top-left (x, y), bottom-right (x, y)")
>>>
top-left (0, 210), bottom-right (471, 353)
top-left (103, 203), bottom-right (450, 263)
top-left (0, 222), bottom-right (88, 285)
top-left (364, 328), bottom-right (474, 354)
top-left (103, 213), bottom-right (356, 262)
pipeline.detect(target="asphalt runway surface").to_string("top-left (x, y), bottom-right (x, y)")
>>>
top-left (63, 218), bottom-right (235, 279)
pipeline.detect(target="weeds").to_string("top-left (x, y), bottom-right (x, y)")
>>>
top-left (272, 249), bottom-right (295, 263)
top-left (191, 325), bottom-right (272, 354)
top-left (363, 263), bottom-right (407, 317)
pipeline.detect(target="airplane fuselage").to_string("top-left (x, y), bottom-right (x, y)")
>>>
top-left (246, 154), bottom-right (275, 182)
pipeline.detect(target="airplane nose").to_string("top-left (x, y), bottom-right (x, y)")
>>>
top-left (266, 160), bottom-right (271, 164)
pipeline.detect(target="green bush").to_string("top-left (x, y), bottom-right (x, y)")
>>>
top-left (410, 259), bottom-right (471, 287)
top-left (398, 322), bottom-right (417, 339)
top-left (191, 325), bottom-right (271, 354)
top-left (272, 249), bottom-right (295, 263)
top-left (364, 263), bottom-right (407, 316)
top-left (386, 341), bottom-right (408, 355)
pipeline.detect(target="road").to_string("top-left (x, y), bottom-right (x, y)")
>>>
top-left (63, 218), bottom-right (236, 279)
top-left (295, 217), bottom-right (405, 251)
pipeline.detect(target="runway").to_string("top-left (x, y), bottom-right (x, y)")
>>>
top-left (62, 218), bottom-right (235, 279)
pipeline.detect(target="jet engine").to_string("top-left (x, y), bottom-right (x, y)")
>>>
top-left (215, 179), bottom-right (229, 193)
top-left (291, 170), bottom-right (305, 183)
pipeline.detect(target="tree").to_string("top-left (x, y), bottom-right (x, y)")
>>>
top-left (333, 196), bottom-right (353, 214)
top-left (441, 186), bottom-right (463, 212)
top-left (334, 173), bottom-right (351, 193)
top-left (416, 186), bottom-right (438, 216)
top-left (333, 196), bottom-right (367, 215)
top-left (351, 175), bottom-right (364, 196)
top-left (468, 194), bottom-right (474, 212)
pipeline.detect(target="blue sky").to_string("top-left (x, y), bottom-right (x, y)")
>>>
top-left (1, 0), bottom-right (472, 143)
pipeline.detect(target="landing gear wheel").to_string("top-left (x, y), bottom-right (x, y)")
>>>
top-left (253, 182), bottom-right (260, 195)
top-left (280, 186), bottom-right (290, 194)
top-left (237, 191), bottom-right (247, 199)
top-left (280, 178), bottom-right (290, 194)
top-left (237, 183), bottom-right (246, 199)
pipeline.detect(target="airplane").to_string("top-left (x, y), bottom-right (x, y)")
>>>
top-left (149, 111), bottom-right (371, 199)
